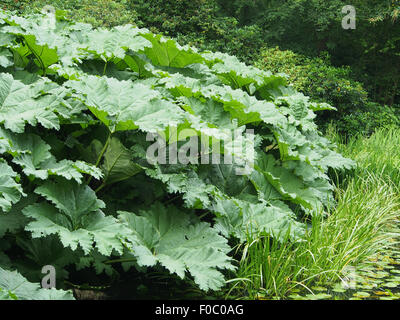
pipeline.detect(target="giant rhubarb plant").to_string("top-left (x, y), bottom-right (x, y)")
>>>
top-left (0, 10), bottom-right (354, 298)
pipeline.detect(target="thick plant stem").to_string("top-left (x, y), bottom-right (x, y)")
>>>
top-left (104, 258), bottom-right (137, 265)
top-left (25, 38), bottom-right (46, 76)
top-left (86, 132), bottom-right (112, 186)
top-left (95, 182), bottom-right (107, 193)
top-left (103, 61), bottom-right (108, 75)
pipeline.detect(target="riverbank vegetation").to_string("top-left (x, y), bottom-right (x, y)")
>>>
top-left (227, 127), bottom-right (400, 299)
top-left (1, 1), bottom-right (399, 300)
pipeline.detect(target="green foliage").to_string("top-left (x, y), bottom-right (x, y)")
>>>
top-left (0, 267), bottom-right (75, 300)
top-left (9, 0), bottom-right (399, 107)
top-left (331, 126), bottom-right (400, 185)
top-left (256, 49), bottom-right (367, 105)
top-left (0, 10), bottom-right (353, 297)
top-left (256, 47), bottom-right (400, 136)
top-left (119, 203), bottom-right (234, 291)
top-left (0, 159), bottom-right (25, 211)
top-left (339, 103), bottom-right (400, 137)
top-left (230, 128), bottom-right (400, 299)
top-left (1, 0), bottom-right (27, 12)
top-left (10, 0), bottom-right (139, 28)
top-left (129, 0), bottom-right (264, 62)
top-left (254, 0), bottom-right (400, 107)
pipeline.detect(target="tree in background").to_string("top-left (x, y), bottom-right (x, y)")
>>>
top-left (257, 48), bottom-right (400, 136)
top-left (128, 0), bottom-right (264, 62)
top-left (246, 0), bottom-right (400, 107)
top-left (3, 0), bottom-right (400, 135)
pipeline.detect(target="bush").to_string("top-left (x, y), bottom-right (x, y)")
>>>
top-left (8, 0), bottom-right (139, 28)
top-left (338, 103), bottom-right (400, 137)
top-left (256, 47), bottom-right (400, 136)
top-left (0, 10), bottom-right (354, 298)
top-left (230, 127), bottom-right (400, 299)
top-left (2, 0), bottom-right (27, 12)
top-left (129, 0), bottom-right (264, 62)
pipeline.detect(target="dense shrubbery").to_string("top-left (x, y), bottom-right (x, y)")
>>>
top-left (5, 0), bottom-right (399, 119)
top-left (128, 0), bottom-right (264, 63)
top-left (1, 0), bottom-right (400, 301)
top-left (256, 47), bottom-right (400, 136)
top-left (339, 103), bottom-right (400, 137)
top-left (4, 0), bottom-right (139, 28)
top-left (249, 0), bottom-right (400, 108)
top-left (256, 48), bottom-right (369, 114)
top-left (0, 10), bottom-right (355, 299)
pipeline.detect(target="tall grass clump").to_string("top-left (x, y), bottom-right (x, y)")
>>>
top-left (227, 127), bottom-right (400, 299)
top-left (331, 126), bottom-right (400, 186)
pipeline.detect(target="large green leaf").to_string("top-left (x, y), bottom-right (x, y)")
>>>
top-left (212, 198), bottom-right (305, 242)
top-left (0, 128), bottom-right (103, 182)
top-left (0, 73), bottom-right (61, 132)
top-left (101, 137), bottom-right (143, 185)
top-left (84, 25), bottom-right (152, 61)
top-left (146, 166), bottom-right (215, 209)
top-left (256, 153), bottom-right (329, 211)
top-left (66, 75), bottom-right (185, 133)
top-left (0, 48), bottom-right (13, 68)
top-left (203, 51), bottom-right (287, 100)
top-left (0, 158), bottom-right (25, 212)
top-left (15, 235), bottom-right (77, 282)
top-left (0, 267), bottom-right (74, 300)
top-left (0, 196), bottom-right (33, 237)
top-left (23, 180), bottom-right (131, 255)
top-left (142, 33), bottom-right (204, 68)
top-left (119, 203), bottom-right (235, 291)
top-left (34, 180), bottom-right (105, 227)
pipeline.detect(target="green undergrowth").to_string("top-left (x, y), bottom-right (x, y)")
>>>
top-left (0, 10), bottom-right (355, 299)
top-left (0, 8), bottom-right (398, 300)
top-left (332, 127), bottom-right (400, 186)
top-left (226, 127), bottom-right (400, 300)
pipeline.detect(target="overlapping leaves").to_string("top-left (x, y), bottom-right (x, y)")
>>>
top-left (23, 180), bottom-right (130, 256)
top-left (0, 10), bottom-right (355, 297)
top-left (0, 127), bottom-right (103, 183)
top-left (0, 267), bottom-right (74, 300)
top-left (0, 159), bottom-right (25, 212)
top-left (119, 203), bottom-right (234, 291)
